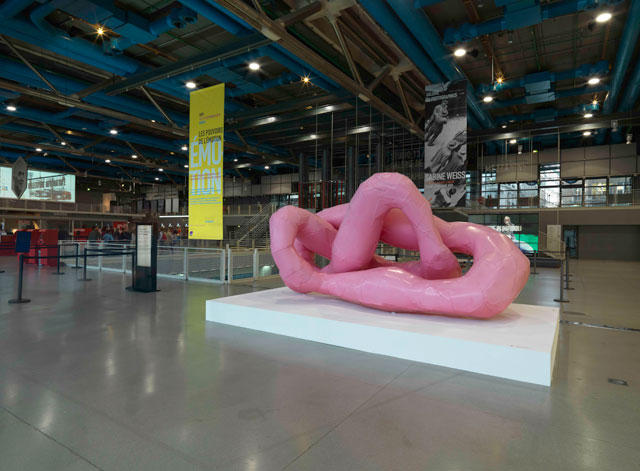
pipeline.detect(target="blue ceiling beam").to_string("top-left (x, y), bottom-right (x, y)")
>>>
top-left (385, 0), bottom-right (496, 128)
top-left (618, 54), bottom-right (640, 112)
top-left (603, 0), bottom-right (640, 113)
top-left (495, 102), bottom-right (600, 124)
top-left (444, 0), bottom-right (624, 45)
top-left (487, 84), bottom-right (609, 109)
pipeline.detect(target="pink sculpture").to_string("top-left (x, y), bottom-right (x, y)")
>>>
top-left (269, 173), bottom-right (530, 319)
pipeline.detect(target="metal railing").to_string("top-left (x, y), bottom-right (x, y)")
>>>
top-left (0, 198), bottom-right (133, 215)
top-left (229, 202), bottom-right (276, 248)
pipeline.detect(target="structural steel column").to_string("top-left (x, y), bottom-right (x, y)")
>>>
top-left (346, 146), bottom-right (355, 201)
top-left (375, 138), bottom-right (384, 173)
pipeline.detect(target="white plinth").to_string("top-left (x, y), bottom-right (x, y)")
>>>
top-left (206, 287), bottom-right (559, 386)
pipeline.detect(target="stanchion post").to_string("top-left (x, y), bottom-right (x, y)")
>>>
top-left (9, 254), bottom-right (30, 303)
top-left (80, 247), bottom-right (91, 281)
top-left (253, 248), bottom-right (258, 281)
top-left (532, 250), bottom-right (538, 274)
top-left (74, 243), bottom-right (80, 269)
top-left (554, 257), bottom-right (569, 303)
top-left (564, 250), bottom-right (574, 290)
top-left (52, 245), bottom-right (64, 275)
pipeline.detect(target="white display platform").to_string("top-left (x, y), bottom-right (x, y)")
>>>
top-left (206, 287), bottom-right (559, 386)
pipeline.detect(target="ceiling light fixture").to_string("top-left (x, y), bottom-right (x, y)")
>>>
top-left (184, 164), bottom-right (189, 168)
top-left (584, 113), bottom-right (593, 118)
top-left (596, 12), bottom-right (612, 23)
top-left (583, 131), bottom-right (592, 136)
top-left (60, 141), bottom-right (66, 146)
top-left (588, 77), bottom-right (600, 85)
top-left (264, 165), bottom-right (270, 169)
top-left (233, 158), bottom-right (238, 162)
top-left (310, 134), bottom-right (317, 139)
top-left (6, 105), bottom-right (16, 111)
top-left (302, 76), bottom-right (310, 83)
top-left (248, 62), bottom-right (260, 71)
top-left (181, 145), bottom-right (188, 151)
top-left (105, 159), bottom-right (111, 163)
top-left (501, 124), bottom-right (507, 129)
top-left (186, 81), bottom-right (196, 89)
top-left (155, 177), bottom-right (160, 181)
top-left (35, 147), bottom-right (42, 152)
top-left (626, 133), bottom-right (633, 145)
top-left (483, 96), bottom-right (493, 103)
top-left (509, 139), bottom-right (517, 144)
top-left (109, 129), bottom-right (118, 135)
top-left (454, 48), bottom-right (466, 57)
top-left (496, 77), bottom-right (504, 84)
top-left (158, 168), bottom-right (164, 172)
top-left (533, 149), bottom-right (539, 153)
top-left (96, 26), bottom-right (104, 35)
top-left (131, 154), bottom-right (137, 159)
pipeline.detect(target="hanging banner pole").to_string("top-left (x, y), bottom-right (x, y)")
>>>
top-left (188, 83), bottom-right (224, 240)
top-left (423, 79), bottom-right (468, 208)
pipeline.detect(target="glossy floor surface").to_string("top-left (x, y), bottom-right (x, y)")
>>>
top-left (0, 258), bottom-right (639, 470)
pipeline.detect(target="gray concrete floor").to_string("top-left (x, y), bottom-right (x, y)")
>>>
top-left (0, 257), bottom-right (639, 470)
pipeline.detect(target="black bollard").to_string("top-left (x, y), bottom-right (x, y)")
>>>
top-left (9, 254), bottom-right (30, 303)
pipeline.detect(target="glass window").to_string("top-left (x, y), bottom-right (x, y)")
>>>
top-left (584, 178), bottom-right (607, 206)
top-left (539, 163), bottom-right (560, 207)
top-left (609, 176), bottom-right (632, 206)
top-left (499, 182), bottom-right (518, 208)
top-left (519, 181), bottom-right (539, 207)
top-left (561, 179), bottom-right (583, 207)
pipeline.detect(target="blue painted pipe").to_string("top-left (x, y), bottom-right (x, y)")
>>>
top-left (610, 0), bottom-right (640, 112)
top-left (386, 0), bottom-right (496, 128)
top-left (487, 85), bottom-right (609, 109)
top-left (618, 54), bottom-right (640, 112)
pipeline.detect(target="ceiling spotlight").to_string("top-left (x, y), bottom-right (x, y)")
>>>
top-left (87, 188), bottom-right (91, 191)
top-left (186, 81), bottom-right (196, 89)
top-left (109, 129), bottom-right (118, 135)
top-left (583, 131), bottom-right (592, 136)
top-left (96, 26), bottom-right (104, 35)
top-left (483, 96), bottom-right (493, 103)
top-left (151, 119), bottom-right (156, 123)
top-left (626, 133), bottom-right (633, 145)
top-left (588, 77), bottom-right (600, 85)
top-left (60, 141), bottom-right (66, 146)
top-left (181, 145), bottom-right (188, 151)
top-left (35, 147), bottom-right (42, 152)
top-left (158, 168), bottom-right (164, 172)
top-left (501, 124), bottom-right (507, 128)
top-left (184, 164), bottom-right (189, 168)
top-left (266, 116), bottom-right (276, 122)
top-left (533, 149), bottom-right (539, 153)
top-left (264, 165), bottom-right (270, 169)
top-left (6, 105), bottom-right (16, 111)
top-left (302, 76), bottom-right (310, 83)
top-left (248, 62), bottom-right (260, 71)
top-left (131, 154), bottom-right (137, 159)
top-left (592, 99), bottom-right (598, 105)
top-left (454, 48), bottom-right (466, 57)
top-left (596, 12), bottom-right (612, 23)
top-left (584, 113), bottom-right (593, 118)
top-left (496, 77), bottom-right (504, 84)
top-left (105, 159), bottom-right (111, 163)
top-left (509, 139), bottom-right (517, 144)
top-left (155, 177), bottom-right (160, 181)
top-left (310, 134), bottom-right (317, 139)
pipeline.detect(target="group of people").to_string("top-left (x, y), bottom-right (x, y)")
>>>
top-left (87, 225), bottom-right (132, 243)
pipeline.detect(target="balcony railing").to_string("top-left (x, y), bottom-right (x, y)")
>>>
top-left (0, 198), bottom-right (134, 215)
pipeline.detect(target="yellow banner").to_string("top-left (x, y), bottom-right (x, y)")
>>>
top-left (188, 84), bottom-right (224, 239)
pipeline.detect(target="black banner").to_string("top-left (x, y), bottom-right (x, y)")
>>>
top-left (424, 79), bottom-right (467, 208)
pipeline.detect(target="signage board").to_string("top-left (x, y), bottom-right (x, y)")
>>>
top-left (188, 83), bottom-right (224, 240)
top-left (424, 79), bottom-right (468, 208)
top-left (11, 158), bottom-right (28, 199)
top-left (1, 166), bottom-right (76, 202)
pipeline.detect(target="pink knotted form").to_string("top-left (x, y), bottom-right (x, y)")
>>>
top-left (269, 173), bottom-right (529, 319)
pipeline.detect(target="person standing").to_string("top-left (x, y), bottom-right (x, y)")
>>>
top-left (88, 225), bottom-right (101, 243)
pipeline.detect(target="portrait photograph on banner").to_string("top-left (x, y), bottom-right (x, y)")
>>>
top-left (423, 79), bottom-right (467, 208)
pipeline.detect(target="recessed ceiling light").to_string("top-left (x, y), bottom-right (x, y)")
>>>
top-left (96, 26), bottom-right (104, 35)
top-left (266, 116), bottom-right (276, 122)
top-left (158, 168), bottom-right (164, 172)
top-left (483, 96), bottom-right (493, 103)
top-left (105, 159), bottom-right (111, 163)
top-left (6, 105), bottom-right (16, 111)
top-left (181, 145), bottom-right (188, 151)
top-left (310, 134), bottom-right (317, 139)
top-left (454, 48), bottom-right (466, 57)
top-left (155, 177), bottom-right (160, 181)
top-left (60, 141), bottom-right (66, 146)
top-left (186, 81), bottom-right (196, 89)
top-left (264, 165), bottom-right (269, 169)
top-left (183, 164), bottom-right (188, 168)
top-left (131, 154), bottom-right (137, 159)
top-left (326, 105), bottom-right (334, 111)
top-left (151, 119), bottom-right (156, 123)
top-left (583, 131), bottom-right (592, 136)
top-left (35, 147), bottom-right (42, 152)
top-left (109, 129), bottom-right (118, 135)
top-left (496, 77), bottom-right (504, 84)
top-left (595, 12), bottom-right (612, 23)
top-left (501, 124), bottom-right (507, 128)
top-left (249, 62), bottom-right (260, 71)
top-left (584, 113), bottom-right (593, 118)
top-left (233, 158), bottom-right (238, 162)
top-left (588, 77), bottom-right (600, 85)
top-left (302, 76), bottom-right (310, 83)
top-left (509, 139), bottom-right (517, 144)
top-left (533, 149), bottom-right (539, 153)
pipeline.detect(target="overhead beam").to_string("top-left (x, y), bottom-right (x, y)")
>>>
top-left (0, 34), bottom-right (60, 95)
top-left (0, 78), bottom-right (188, 137)
top-left (368, 65), bottom-right (392, 91)
top-left (103, 33), bottom-right (272, 95)
top-left (140, 86), bottom-right (177, 127)
top-left (278, 2), bottom-right (323, 27)
top-left (214, 0), bottom-right (422, 135)
top-left (329, 18), bottom-right (363, 86)
top-left (394, 78), bottom-right (414, 124)
top-left (73, 77), bottom-right (125, 99)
